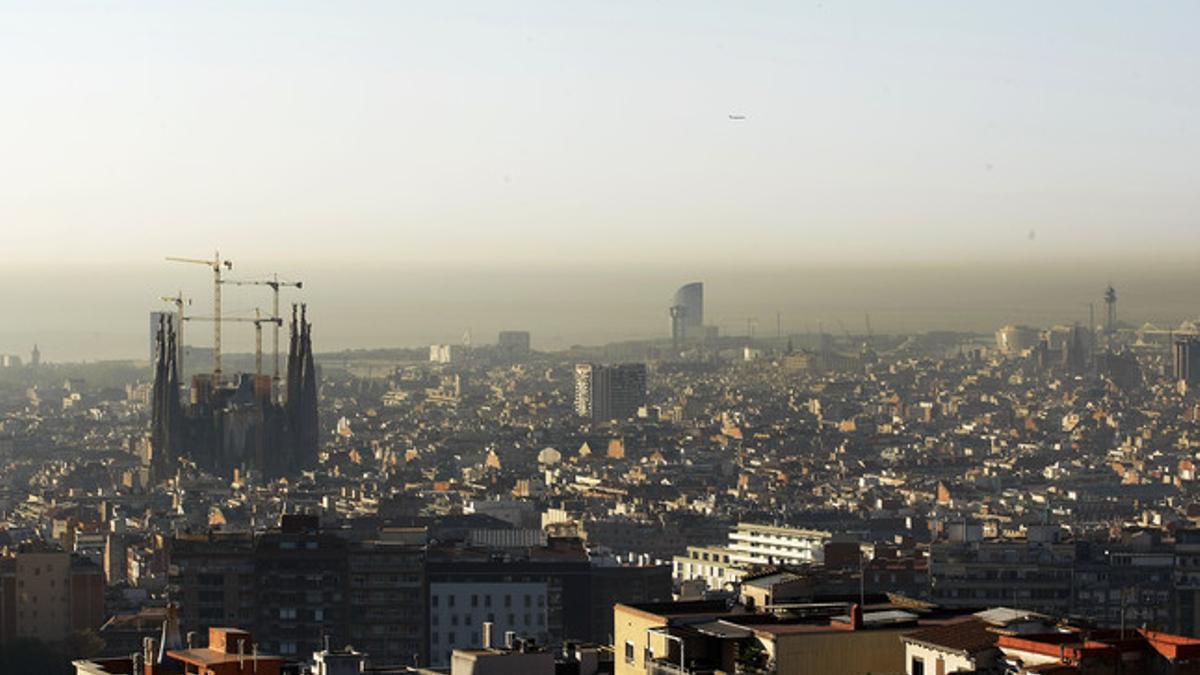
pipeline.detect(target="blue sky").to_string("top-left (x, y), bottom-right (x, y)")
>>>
top-left (1, 1), bottom-right (1198, 265)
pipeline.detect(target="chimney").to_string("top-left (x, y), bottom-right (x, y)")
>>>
top-left (482, 622), bottom-right (494, 649)
top-left (849, 603), bottom-right (863, 630)
top-left (505, 631), bottom-right (517, 649)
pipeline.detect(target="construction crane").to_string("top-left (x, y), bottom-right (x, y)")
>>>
top-left (220, 274), bottom-right (303, 385)
top-left (159, 291), bottom-right (191, 371)
top-left (183, 310), bottom-right (282, 378)
top-left (166, 252), bottom-right (233, 383)
top-left (836, 319), bottom-right (852, 341)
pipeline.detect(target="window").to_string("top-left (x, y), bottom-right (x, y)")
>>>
top-left (432, 595), bottom-right (439, 608)
top-left (485, 595), bottom-right (492, 607)
top-left (314, 608), bottom-right (324, 622)
top-left (448, 595), bottom-right (456, 607)
top-left (911, 656), bottom-right (925, 675)
top-left (279, 608), bottom-right (297, 620)
top-left (505, 594), bottom-right (512, 608)
top-left (471, 595), bottom-right (479, 607)
top-left (624, 641), bottom-right (635, 664)
top-left (524, 594), bottom-right (532, 608)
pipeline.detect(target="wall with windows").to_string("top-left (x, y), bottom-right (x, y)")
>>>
top-left (429, 581), bottom-right (548, 667)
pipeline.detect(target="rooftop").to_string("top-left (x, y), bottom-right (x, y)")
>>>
top-left (902, 617), bottom-right (997, 656)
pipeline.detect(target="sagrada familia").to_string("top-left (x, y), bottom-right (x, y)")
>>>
top-left (150, 305), bottom-right (319, 480)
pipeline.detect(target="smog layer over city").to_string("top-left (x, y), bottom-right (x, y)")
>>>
top-left (2, 3), bottom-right (1200, 675)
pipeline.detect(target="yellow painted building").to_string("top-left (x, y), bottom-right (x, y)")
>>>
top-left (615, 601), bottom-right (927, 675)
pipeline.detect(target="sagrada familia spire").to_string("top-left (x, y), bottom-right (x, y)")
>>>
top-left (285, 303), bottom-right (320, 471)
top-left (150, 315), bottom-right (182, 480)
top-left (150, 305), bottom-right (319, 480)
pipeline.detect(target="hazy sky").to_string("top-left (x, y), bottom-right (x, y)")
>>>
top-left (3, 2), bottom-right (1200, 360)
top-left (2, 1), bottom-right (1198, 265)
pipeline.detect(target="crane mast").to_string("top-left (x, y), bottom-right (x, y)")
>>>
top-left (166, 252), bottom-right (232, 384)
top-left (183, 311), bottom-right (281, 378)
top-left (221, 273), bottom-right (302, 390)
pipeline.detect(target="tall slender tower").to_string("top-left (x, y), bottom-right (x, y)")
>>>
top-left (299, 305), bottom-right (319, 469)
top-left (284, 304), bottom-right (319, 471)
top-left (150, 316), bottom-right (182, 480)
top-left (1104, 285), bottom-right (1117, 336)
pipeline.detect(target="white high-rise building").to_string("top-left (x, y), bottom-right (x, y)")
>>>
top-left (668, 282), bottom-right (704, 342)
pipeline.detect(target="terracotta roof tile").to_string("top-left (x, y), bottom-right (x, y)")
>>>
top-left (902, 617), bottom-right (996, 655)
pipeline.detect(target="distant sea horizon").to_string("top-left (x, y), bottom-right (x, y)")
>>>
top-left (2, 259), bottom-right (1197, 363)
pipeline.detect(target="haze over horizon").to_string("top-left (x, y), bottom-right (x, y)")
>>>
top-left (5, 260), bottom-right (1200, 363)
top-left (2, 1), bottom-right (1198, 360)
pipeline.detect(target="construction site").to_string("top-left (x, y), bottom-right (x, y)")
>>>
top-left (150, 252), bottom-right (318, 481)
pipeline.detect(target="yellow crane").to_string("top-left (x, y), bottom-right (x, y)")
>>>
top-left (166, 252), bottom-right (233, 383)
top-left (183, 309), bottom-right (282, 378)
top-left (221, 274), bottom-right (303, 385)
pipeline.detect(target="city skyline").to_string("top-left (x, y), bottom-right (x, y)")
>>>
top-left (5, 259), bottom-right (1200, 362)
top-left (7, 5), bottom-right (1200, 672)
